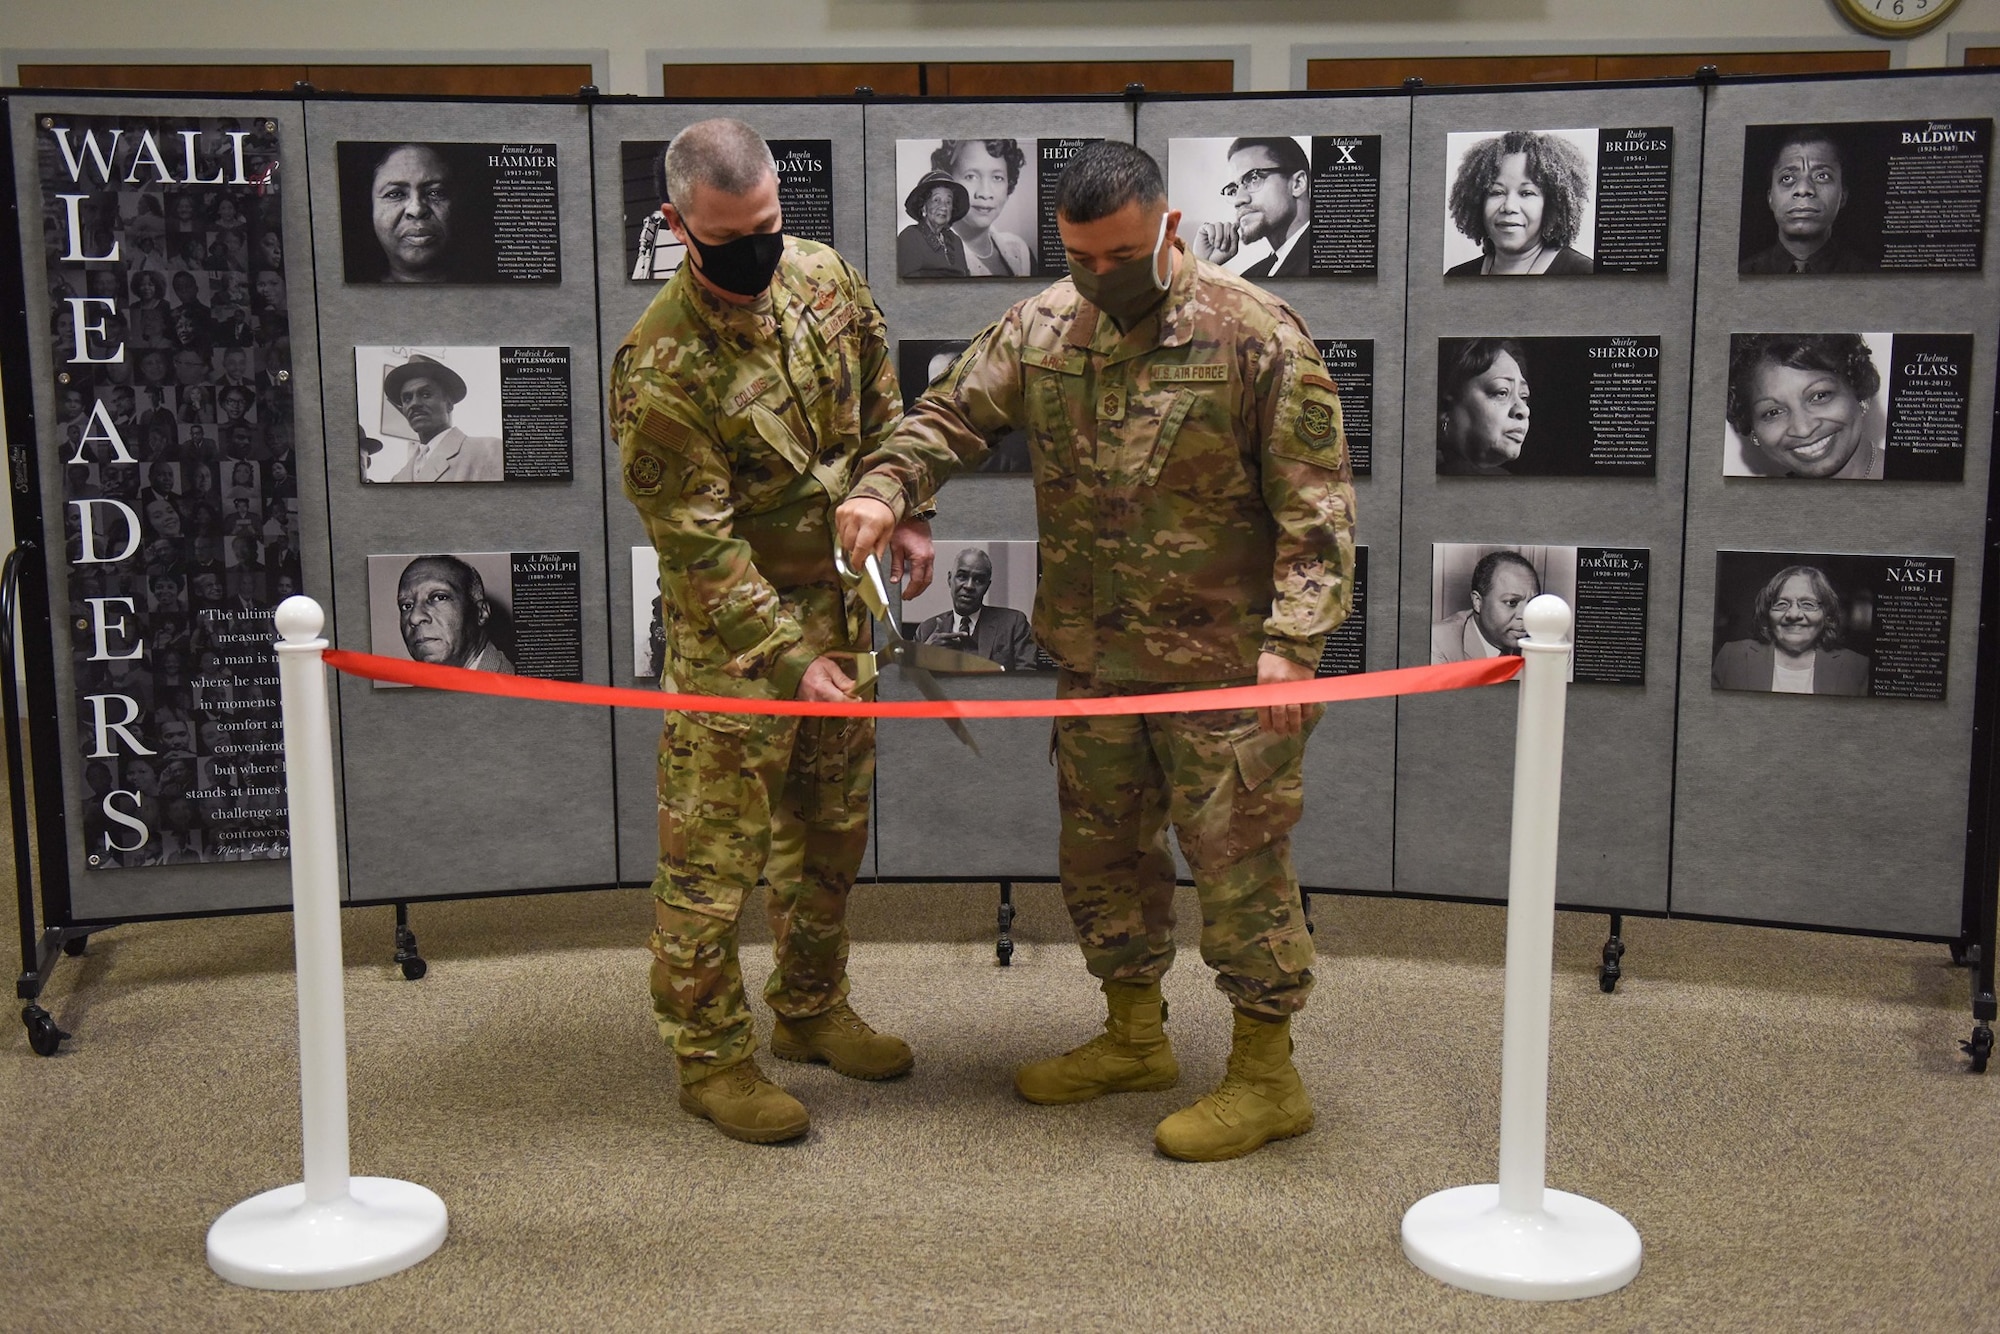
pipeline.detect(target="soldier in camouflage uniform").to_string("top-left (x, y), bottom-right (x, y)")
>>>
top-left (836, 141), bottom-right (1356, 1162)
top-left (610, 119), bottom-right (931, 1144)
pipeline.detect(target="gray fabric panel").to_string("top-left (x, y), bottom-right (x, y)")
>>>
top-left (11, 94), bottom-right (329, 918)
top-left (305, 101), bottom-right (615, 901)
top-left (864, 101), bottom-right (1130, 880)
top-left (1671, 75), bottom-right (1999, 936)
top-left (591, 102), bottom-right (869, 886)
top-left (1138, 95), bottom-right (1410, 892)
top-left (1394, 85), bottom-right (1704, 911)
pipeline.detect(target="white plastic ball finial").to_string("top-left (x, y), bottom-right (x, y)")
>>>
top-left (1521, 593), bottom-right (1572, 648)
top-left (274, 595), bottom-right (326, 643)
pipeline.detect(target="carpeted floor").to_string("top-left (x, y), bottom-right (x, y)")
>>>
top-left (6, 863), bottom-right (1998, 1331)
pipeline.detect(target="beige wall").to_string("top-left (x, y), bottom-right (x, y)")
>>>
top-left (4, 0), bottom-right (1996, 93)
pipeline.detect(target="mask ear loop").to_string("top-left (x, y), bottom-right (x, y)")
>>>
top-left (1150, 211), bottom-right (1172, 292)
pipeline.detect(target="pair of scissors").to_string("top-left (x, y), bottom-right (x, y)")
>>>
top-left (836, 547), bottom-right (1001, 754)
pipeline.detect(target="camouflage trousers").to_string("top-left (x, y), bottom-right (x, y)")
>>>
top-left (649, 708), bottom-right (874, 1084)
top-left (1054, 670), bottom-right (1322, 1020)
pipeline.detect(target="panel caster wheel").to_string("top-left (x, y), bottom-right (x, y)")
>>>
top-left (61, 933), bottom-right (90, 957)
top-left (996, 941), bottom-right (1014, 967)
top-left (23, 1004), bottom-right (68, 1057)
top-left (1598, 935), bottom-right (1625, 994)
top-left (1961, 1024), bottom-right (1993, 1073)
top-left (394, 925), bottom-right (427, 981)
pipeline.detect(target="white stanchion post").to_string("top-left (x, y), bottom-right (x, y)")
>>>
top-left (206, 596), bottom-right (448, 1290)
top-left (1400, 595), bottom-right (1641, 1301)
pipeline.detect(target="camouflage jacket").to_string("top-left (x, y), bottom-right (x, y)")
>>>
top-left (610, 238), bottom-right (902, 701)
top-left (849, 243), bottom-right (1356, 682)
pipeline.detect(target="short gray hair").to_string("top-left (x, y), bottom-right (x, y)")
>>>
top-left (662, 118), bottom-right (776, 209)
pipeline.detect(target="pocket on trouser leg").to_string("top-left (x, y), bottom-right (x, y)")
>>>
top-left (649, 900), bottom-right (753, 1070)
top-left (1196, 842), bottom-right (1315, 1016)
top-left (794, 716), bottom-right (873, 828)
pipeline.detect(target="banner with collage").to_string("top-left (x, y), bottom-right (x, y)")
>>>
top-left (40, 114), bottom-right (300, 868)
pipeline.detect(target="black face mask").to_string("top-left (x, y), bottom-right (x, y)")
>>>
top-left (682, 226), bottom-right (786, 296)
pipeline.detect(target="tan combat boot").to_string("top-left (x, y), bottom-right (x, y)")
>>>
top-left (1015, 978), bottom-right (1179, 1104)
top-left (770, 1002), bottom-right (914, 1080)
top-left (1153, 1011), bottom-right (1313, 1162)
top-left (678, 1057), bottom-right (811, 1144)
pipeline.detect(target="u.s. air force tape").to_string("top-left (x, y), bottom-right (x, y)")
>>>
top-left (322, 649), bottom-right (1522, 719)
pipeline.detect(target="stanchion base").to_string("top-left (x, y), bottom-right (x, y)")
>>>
top-left (1401, 1184), bottom-right (1640, 1301)
top-left (207, 1177), bottom-right (448, 1290)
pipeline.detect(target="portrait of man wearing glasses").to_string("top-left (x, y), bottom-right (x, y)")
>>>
top-left (1191, 136), bottom-right (1313, 280)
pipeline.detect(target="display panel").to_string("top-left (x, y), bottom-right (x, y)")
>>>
top-left (1673, 73), bottom-right (1996, 936)
top-left (312, 98), bottom-right (615, 902)
top-left (1398, 82), bottom-right (1703, 913)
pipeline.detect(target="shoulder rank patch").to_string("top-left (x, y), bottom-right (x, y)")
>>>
top-left (626, 453), bottom-right (666, 496)
top-left (1301, 372), bottom-right (1338, 395)
top-left (1151, 364), bottom-right (1228, 383)
top-left (728, 374), bottom-right (777, 415)
top-left (1300, 399), bottom-right (1336, 444)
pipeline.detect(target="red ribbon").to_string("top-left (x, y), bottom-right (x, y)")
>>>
top-left (322, 648), bottom-right (1521, 718)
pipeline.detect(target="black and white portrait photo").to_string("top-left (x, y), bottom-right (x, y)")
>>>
top-left (896, 340), bottom-right (1029, 473)
top-left (1737, 120), bottom-right (1992, 274)
top-left (1431, 544), bottom-right (1577, 666)
top-left (897, 540), bottom-right (1042, 672)
top-left (1711, 551), bottom-right (1952, 701)
top-left (1430, 542), bottom-right (1652, 688)
top-left (1443, 129), bottom-right (1600, 276)
top-left (1436, 335), bottom-right (1660, 477)
top-left (337, 140), bottom-right (561, 284)
top-left (1172, 136), bottom-right (1314, 278)
top-left (894, 138), bottom-right (1042, 279)
top-left (1169, 135), bottom-right (1384, 278)
top-left (356, 347), bottom-right (504, 483)
top-left (367, 552), bottom-right (518, 683)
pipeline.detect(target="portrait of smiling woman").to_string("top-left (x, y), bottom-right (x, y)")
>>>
top-left (1725, 333), bottom-right (1886, 479)
top-left (935, 138), bottom-right (1036, 276)
top-left (1437, 337), bottom-right (1531, 475)
top-left (1712, 563), bottom-right (1869, 696)
top-left (1445, 129), bottom-right (1595, 276)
